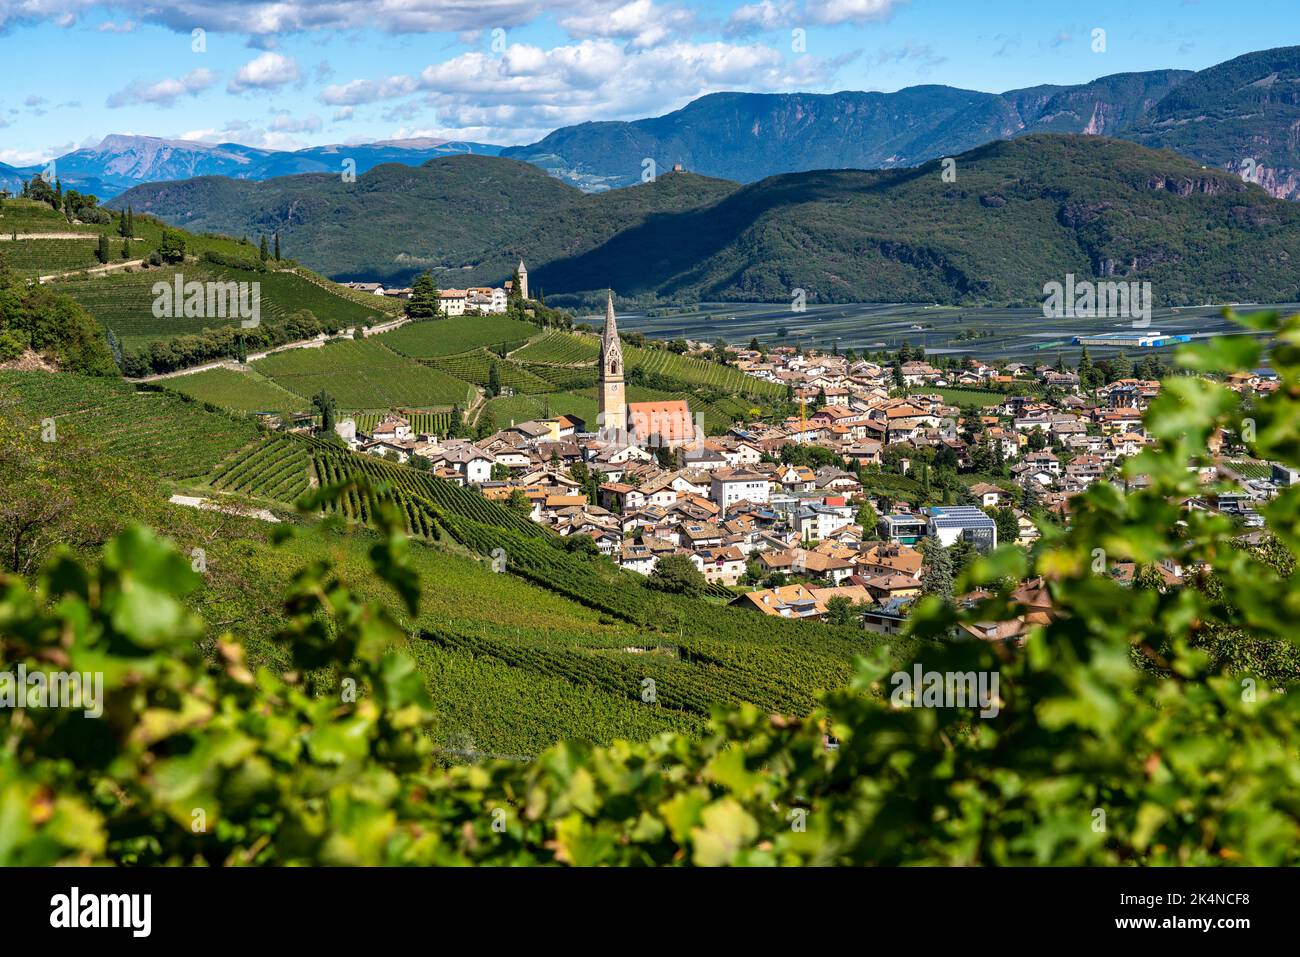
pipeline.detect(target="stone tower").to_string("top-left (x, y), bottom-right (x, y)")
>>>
top-left (516, 259), bottom-right (529, 301)
top-left (598, 290), bottom-right (626, 435)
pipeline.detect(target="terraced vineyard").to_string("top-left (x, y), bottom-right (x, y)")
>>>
top-left (350, 410), bottom-right (452, 435)
top-left (3, 238), bottom-right (106, 277)
top-left (380, 315), bottom-right (539, 358)
top-left (624, 344), bottom-right (784, 397)
top-left (478, 392), bottom-right (599, 429)
top-left (0, 198), bottom-right (104, 234)
top-left (0, 371), bottom-right (260, 481)
top-left (209, 433), bottom-right (314, 502)
top-left (253, 339), bottom-right (475, 410)
top-left (283, 267), bottom-right (405, 317)
top-left (427, 350), bottom-right (554, 394)
top-left (208, 432), bottom-right (544, 539)
top-left (509, 330), bottom-right (600, 365)
top-left (55, 265), bottom-right (385, 350)
top-left (525, 363), bottom-right (599, 390)
top-left (435, 512), bottom-right (889, 712)
top-left (161, 367), bottom-right (306, 415)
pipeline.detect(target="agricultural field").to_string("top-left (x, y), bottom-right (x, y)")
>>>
top-left (935, 387), bottom-right (1014, 407)
top-left (0, 370), bottom-right (260, 482)
top-left (598, 300), bottom-right (1288, 363)
top-left (1, 238), bottom-right (108, 277)
top-left (624, 343), bottom-right (785, 397)
top-left (54, 264), bottom-right (387, 351)
top-left (1228, 460), bottom-right (1274, 479)
top-left (161, 367), bottom-right (307, 415)
top-left (506, 327), bottom-right (783, 399)
top-left (208, 432), bottom-right (543, 539)
top-left (380, 315), bottom-right (538, 358)
top-left (252, 338), bottom-right (475, 410)
top-left (350, 410), bottom-right (452, 435)
top-left (0, 198), bottom-right (105, 235)
top-left (477, 391), bottom-right (599, 428)
top-left (525, 362), bottom-right (599, 390)
top-left (509, 330), bottom-right (599, 365)
top-left (177, 508), bottom-right (705, 754)
top-left (427, 350), bottom-right (555, 394)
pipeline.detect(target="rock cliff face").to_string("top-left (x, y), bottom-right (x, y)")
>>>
top-left (501, 72), bottom-right (1192, 190)
top-left (1125, 47), bottom-right (1300, 201)
top-left (503, 49), bottom-right (1300, 202)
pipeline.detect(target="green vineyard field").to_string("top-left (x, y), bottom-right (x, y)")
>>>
top-left (426, 351), bottom-right (555, 394)
top-left (0, 371), bottom-right (260, 481)
top-left (509, 330), bottom-right (600, 365)
top-left (55, 265), bottom-right (386, 350)
top-left (380, 315), bottom-right (539, 358)
top-left (253, 338), bottom-right (475, 410)
top-left (161, 367), bottom-right (307, 415)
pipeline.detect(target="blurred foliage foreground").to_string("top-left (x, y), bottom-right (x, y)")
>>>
top-left (5, 311), bottom-right (1300, 866)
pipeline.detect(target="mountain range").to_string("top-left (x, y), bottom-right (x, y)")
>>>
top-left (110, 134), bottom-right (1300, 306)
top-left (0, 135), bottom-right (501, 200)
top-left (8, 45), bottom-right (1300, 203)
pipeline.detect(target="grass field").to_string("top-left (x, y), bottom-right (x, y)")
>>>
top-left (161, 367), bottom-right (307, 415)
top-left (252, 338), bottom-right (475, 410)
top-left (380, 315), bottom-right (539, 358)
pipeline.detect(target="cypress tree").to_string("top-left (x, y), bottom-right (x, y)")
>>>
top-left (259, 235), bottom-right (269, 262)
top-left (96, 232), bottom-right (110, 264)
top-left (919, 536), bottom-right (953, 601)
top-left (105, 327), bottom-right (123, 367)
top-left (274, 232), bottom-right (281, 261)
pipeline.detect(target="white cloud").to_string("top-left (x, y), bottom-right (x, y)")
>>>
top-left (391, 38), bottom-right (844, 142)
top-left (726, 0), bottom-right (798, 35)
top-left (106, 68), bottom-right (218, 108)
top-left (270, 111), bottom-right (322, 133)
top-left (321, 75), bottom-right (418, 106)
top-left (333, 106), bottom-right (355, 121)
top-left (727, 0), bottom-right (904, 31)
top-left (559, 0), bottom-right (694, 49)
top-left (805, 0), bottom-right (905, 26)
top-left (0, 0), bottom-right (553, 36)
top-left (227, 52), bottom-right (301, 93)
top-left (96, 19), bottom-right (136, 32)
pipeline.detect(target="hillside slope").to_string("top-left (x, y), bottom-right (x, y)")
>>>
top-left (114, 136), bottom-right (1300, 306)
top-left (111, 155), bottom-right (740, 287)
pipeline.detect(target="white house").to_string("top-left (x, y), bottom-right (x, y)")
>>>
top-left (710, 469), bottom-right (771, 511)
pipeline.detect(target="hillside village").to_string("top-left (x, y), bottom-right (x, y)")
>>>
top-left (309, 288), bottom-right (1284, 640)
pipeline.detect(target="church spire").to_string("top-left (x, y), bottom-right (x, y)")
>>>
top-left (603, 289), bottom-right (617, 338)
top-left (598, 288), bottom-right (627, 434)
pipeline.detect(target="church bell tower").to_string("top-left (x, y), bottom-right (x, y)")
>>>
top-left (598, 290), bottom-right (627, 436)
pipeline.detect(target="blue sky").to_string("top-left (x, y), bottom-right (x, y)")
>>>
top-left (0, 0), bottom-right (1296, 165)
